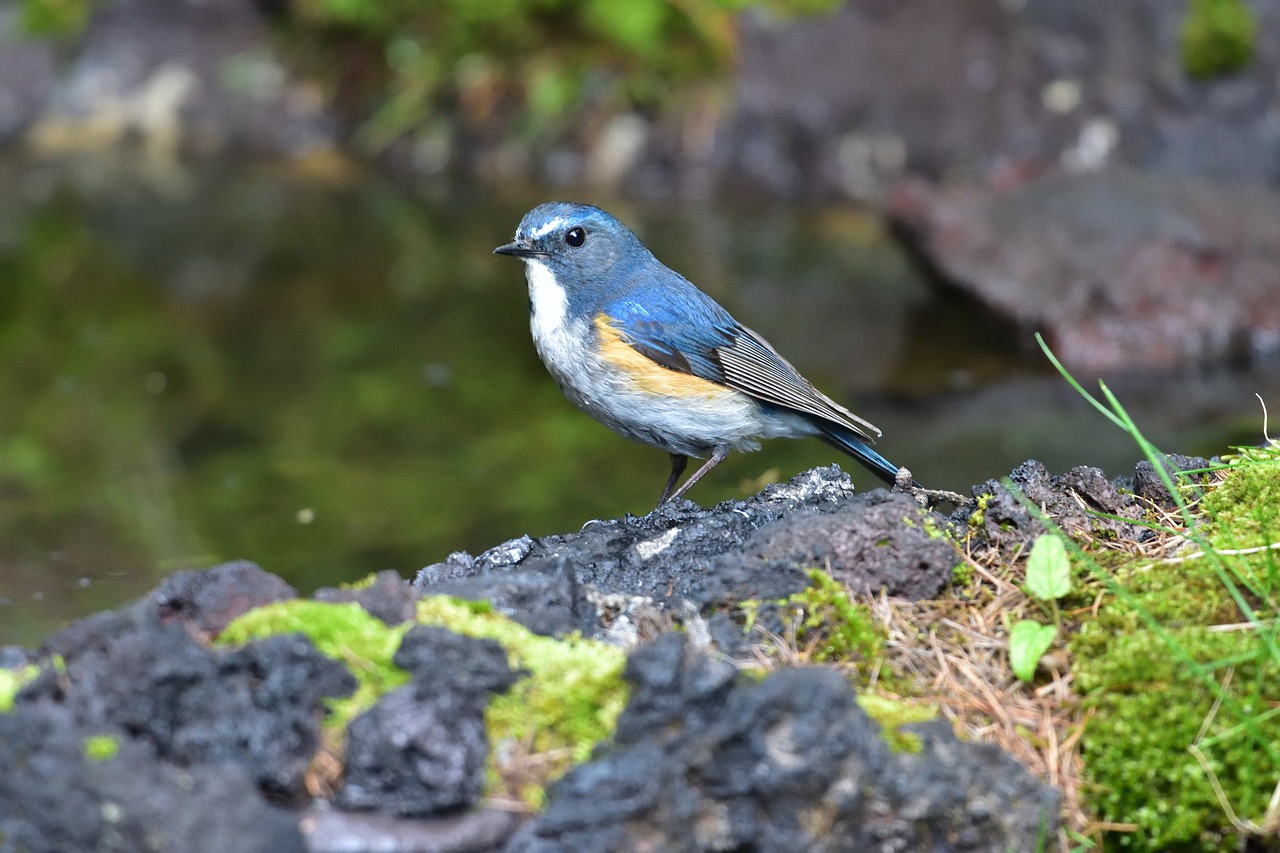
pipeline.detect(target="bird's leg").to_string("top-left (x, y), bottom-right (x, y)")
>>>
top-left (657, 454), bottom-right (688, 506)
top-left (664, 446), bottom-right (729, 505)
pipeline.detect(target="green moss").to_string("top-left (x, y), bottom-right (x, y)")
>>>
top-left (218, 600), bottom-right (413, 736)
top-left (856, 694), bottom-right (937, 754)
top-left (1071, 450), bottom-right (1280, 851)
top-left (1074, 627), bottom-right (1279, 851)
top-left (1182, 0), bottom-right (1256, 78)
top-left (950, 560), bottom-right (974, 588)
top-left (82, 734), bottom-right (120, 762)
top-left (783, 569), bottom-right (884, 674)
top-left (0, 664), bottom-right (39, 712)
top-left (416, 596), bottom-right (628, 808)
top-left (218, 596), bottom-right (628, 809)
top-left (1198, 447), bottom-right (1280, 551)
top-left (968, 493), bottom-right (993, 528)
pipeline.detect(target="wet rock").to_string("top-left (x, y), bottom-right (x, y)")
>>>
top-left (338, 627), bottom-right (519, 817)
top-left (0, 705), bottom-right (304, 853)
top-left (316, 568), bottom-right (419, 626)
top-left (507, 633), bottom-right (1058, 852)
top-left (416, 467), bottom-right (952, 638)
top-left (18, 603), bottom-right (355, 798)
top-left (150, 559), bottom-right (296, 637)
top-left (890, 169), bottom-right (1280, 372)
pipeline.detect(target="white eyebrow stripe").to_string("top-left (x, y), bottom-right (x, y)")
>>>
top-left (529, 216), bottom-right (567, 240)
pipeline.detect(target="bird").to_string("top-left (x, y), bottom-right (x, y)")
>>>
top-left (493, 201), bottom-right (908, 508)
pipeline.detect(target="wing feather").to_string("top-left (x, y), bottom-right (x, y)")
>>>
top-left (604, 295), bottom-right (881, 441)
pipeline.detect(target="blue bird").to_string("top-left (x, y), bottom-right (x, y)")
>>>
top-left (494, 201), bottom-right (908, 507)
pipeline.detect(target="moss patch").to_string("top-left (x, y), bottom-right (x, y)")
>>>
top-left (1071, 450), bottom-right (1280, 851)
top-left (218, 599), bottom-right (413, 736)
top-left (783, 568), bottom-right (885, 675)
top-left (217, 594), bottom-right (628, 808)
top-left (856, 694), bottom-right (936, 754)
top-left (416, 596), bottom-right (628, 807)
top-left (0, 663), bottom-right (39, 712)
top-left (82, 733), bottom-right (120, 762)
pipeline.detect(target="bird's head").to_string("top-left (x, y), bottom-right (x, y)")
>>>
top-left (494, 202), bottom-right (646, 292)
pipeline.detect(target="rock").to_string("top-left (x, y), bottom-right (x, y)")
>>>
top-left (507, 633), bottom-right (1059, 852)
top-left (959, 459), bottom-right (1152, 556)
top-left (25, 0), bottom-right (336, 157)
top-left (710, 0), bottom-right (1280, 200)
top-left (1132, 453), bottom-right (1215, 508)
top-left (416, 467), bottom-right (955, 639)
top-left (17, 602), bottom-right (355, 798)
top-left (150, 559), bottom-right (296, 638)
top-left (0, 705), bottom-right (304, 853)
top-left (337, 627), bottom-right (518, 817)
top-left (316, 568), bottom-right (419, 626)
top-left (890, 169), bottom-right (1280, 372)
top-left (298, 807), bottom-right (520, 853)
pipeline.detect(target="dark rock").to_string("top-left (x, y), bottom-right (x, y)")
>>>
top-left (315, 568), bottom-right (418, 626)
top-left (149, 559), bottom-right (296, 637)
top-left (391, 625), bottom-right (520, 695)
top-left (1133, 453), bottom-right (1215, 508)
top-left (959, 459), bottom-right (1150, 555)
top-left (0, 705), bottom-right (304, 853)
top-left (337, 627), bottom-right (518, 816)
top-left (422, 555), bottom-right (584, 638)
top-left (417, 467), bottom-right (950, 638)
top-left (18, 603), bottom-right (355, 798)
top-left (890, 169), bottom-right (1280, 372)
top-left (507, 633), bottom-right (1058, 852)
top-left (699, 490), bottom-right (957, 603)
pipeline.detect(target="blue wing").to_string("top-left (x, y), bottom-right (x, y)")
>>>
top-left (602, 285), bottom-right (882, 441)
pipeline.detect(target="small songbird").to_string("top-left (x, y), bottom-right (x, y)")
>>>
top-left (494, 202), bottom-right (907, 507)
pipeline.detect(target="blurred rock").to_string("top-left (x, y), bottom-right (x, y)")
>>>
top-left (0, 4), bottom-right (57, 144)
top-left (150, 559), bottom-right (296, 638)
top-left (890, 169), bottom-right (1280, 372)
top-left (18, 602), bottom-right (355, 798)
top-left (24, 0), bottom-right (336, 157)
top-left (0, 706), bottom-right (304, 853)
top-left (337, 627), bottom-right (518, 816)
top-left (316, 568), bottom-right (419, 626)
top-left (710, 0), bottom-right (1280, 200)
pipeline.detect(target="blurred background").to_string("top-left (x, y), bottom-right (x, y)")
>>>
top-left (1, 0), bottom-right (1278, 645)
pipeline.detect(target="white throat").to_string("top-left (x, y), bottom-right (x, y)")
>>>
top-left (524, 259), bottom-right (569, 342)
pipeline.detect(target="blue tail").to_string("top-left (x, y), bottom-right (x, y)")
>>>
top-left (818, 423), bottom-right (905, 487)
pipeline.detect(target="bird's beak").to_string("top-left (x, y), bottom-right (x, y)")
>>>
top-left (493, 240), bottom-right (544, 258)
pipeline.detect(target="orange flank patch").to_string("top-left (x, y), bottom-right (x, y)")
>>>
top-left (593, 314), bottom-right (734, 399)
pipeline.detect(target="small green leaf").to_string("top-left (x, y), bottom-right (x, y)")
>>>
top-left (1025, 534), bottom-right (1071, 601)
top-left (1009, 620), bottom-right (1057, 683)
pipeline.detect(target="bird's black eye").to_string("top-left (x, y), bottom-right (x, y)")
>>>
top-left (565, 227), bottom-right (585, 248)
